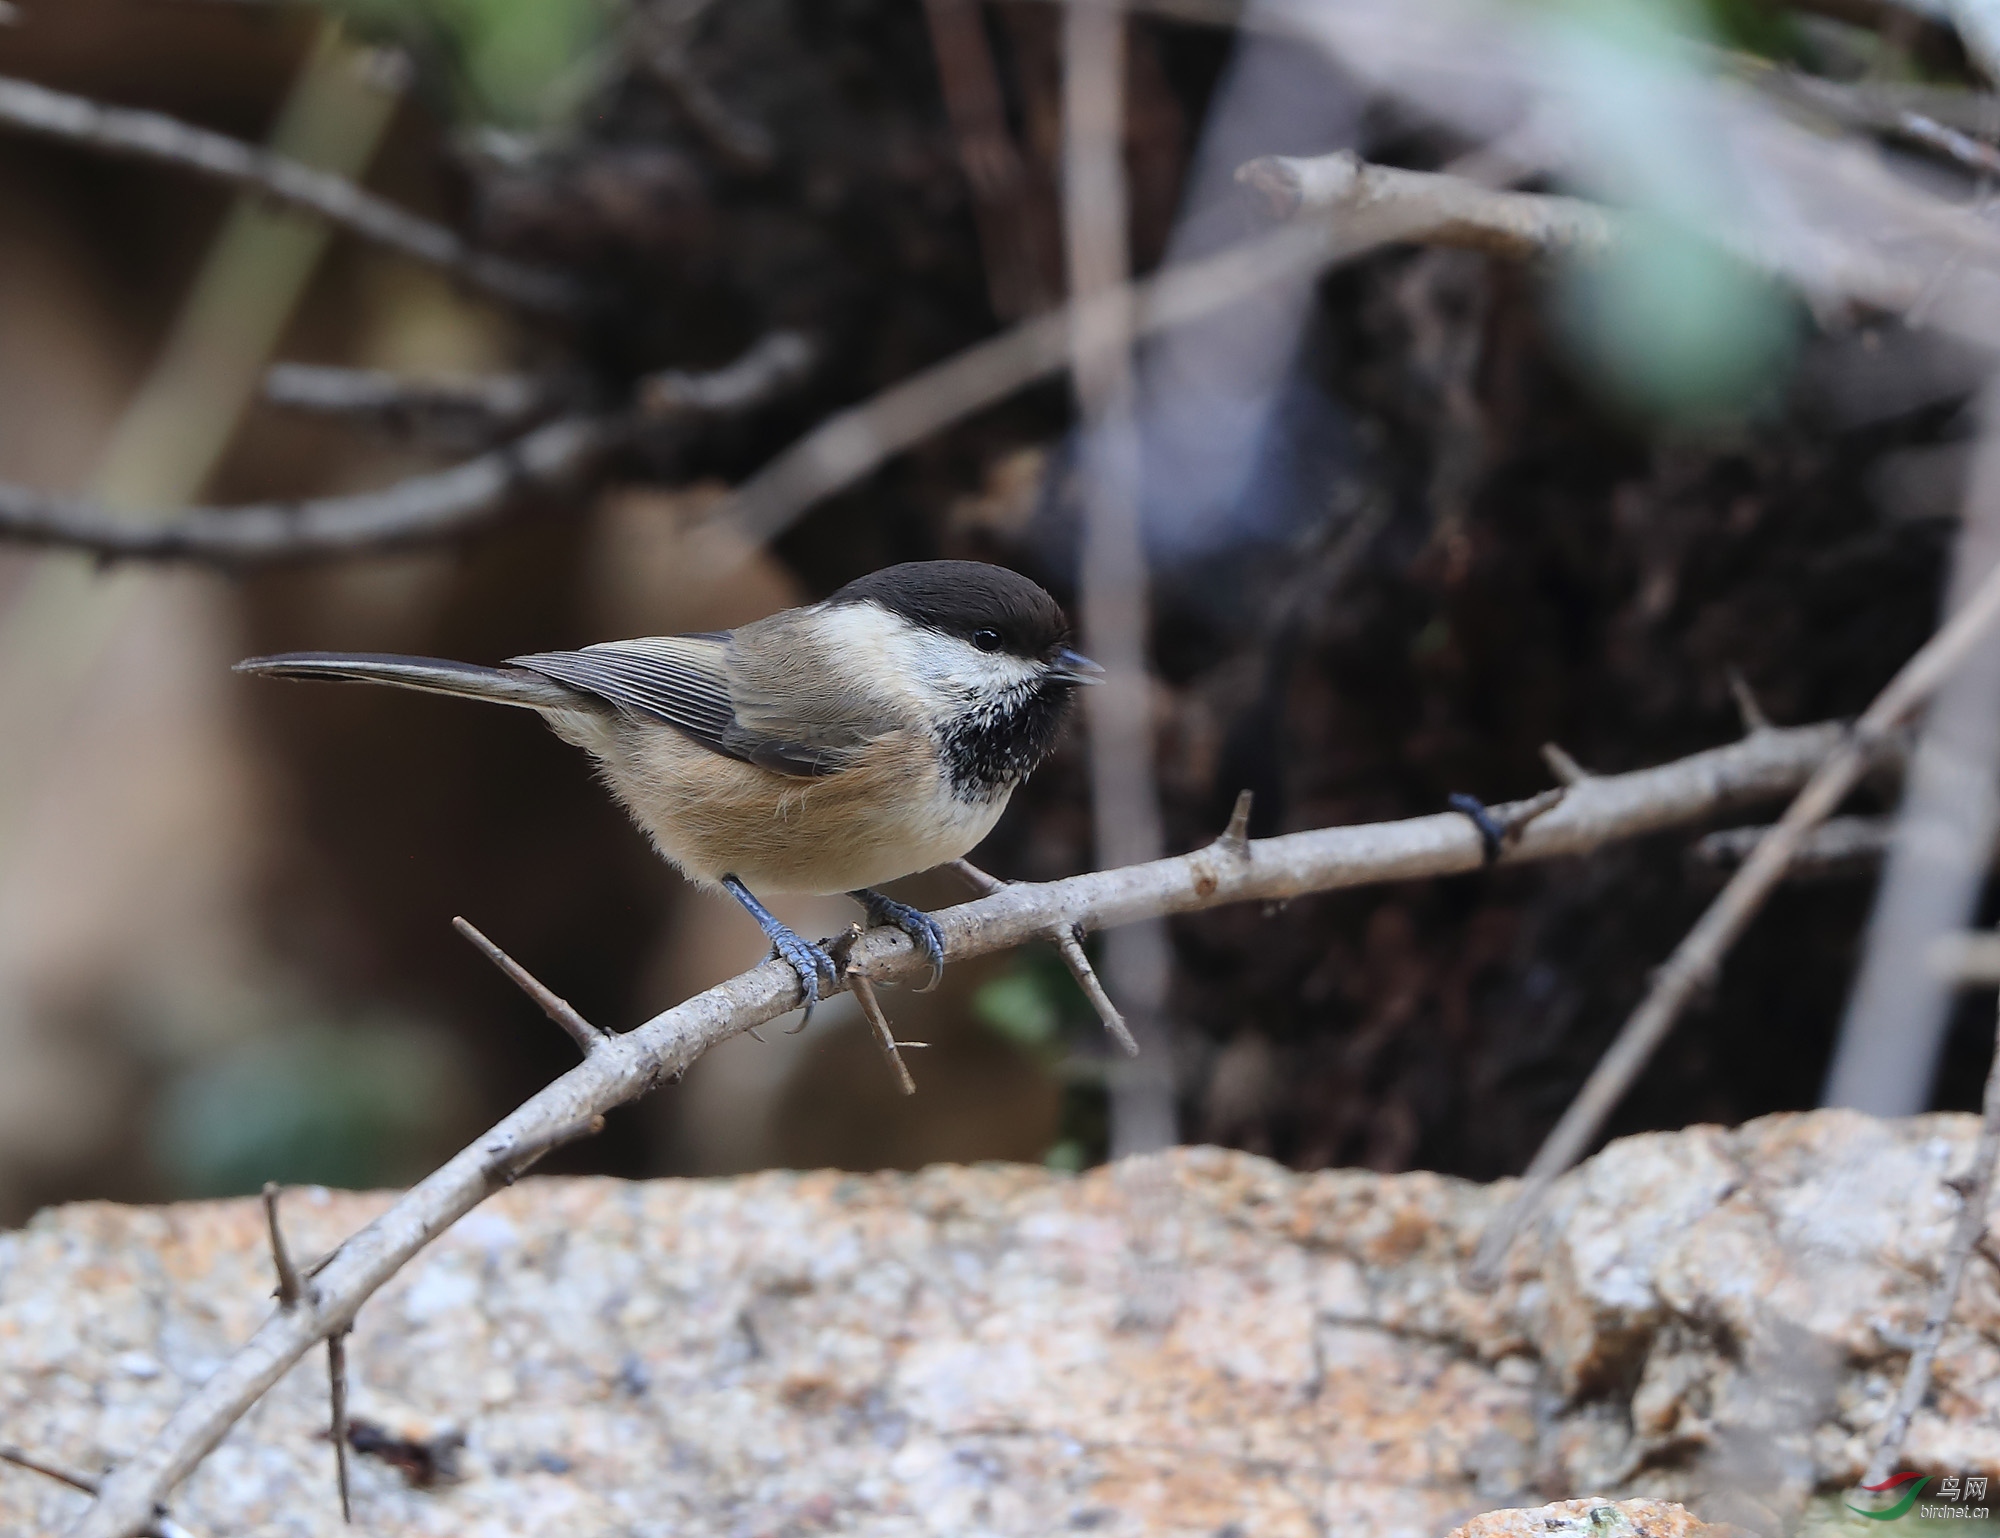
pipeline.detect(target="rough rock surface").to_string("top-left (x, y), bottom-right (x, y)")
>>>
top-left (1448, 1498), bottom-right (1733, 1538)
top-left (0, 1109), bottom-right (1994, 1536)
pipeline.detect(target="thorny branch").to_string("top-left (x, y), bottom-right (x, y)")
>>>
top-left (952, 857), bottom-right (1137, 1055)
top-left (0, 75), bottom-right (578, 314)
top-left (70, 718), bottom-right (1859, 1538)
top-left (1470, 532), bottom-right (2000, 1287)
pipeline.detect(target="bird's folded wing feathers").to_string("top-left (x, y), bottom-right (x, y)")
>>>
top-left (508, 635), bottom-right (855, 778)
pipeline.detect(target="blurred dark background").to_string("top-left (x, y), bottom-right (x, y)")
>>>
top-left (0, 0), bottom-right (1984, 1226)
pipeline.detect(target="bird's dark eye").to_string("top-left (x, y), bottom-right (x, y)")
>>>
top-left (972, 629), bottom-right (1004, 653)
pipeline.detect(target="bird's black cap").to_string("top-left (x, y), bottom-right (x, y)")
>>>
top-left (828, 561), bottom-right (1070, 660)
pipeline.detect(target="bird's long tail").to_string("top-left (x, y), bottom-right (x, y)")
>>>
top-left (234, 651), bottom-right (581, 711)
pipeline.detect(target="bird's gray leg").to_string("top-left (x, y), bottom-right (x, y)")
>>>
top-left (850, 889), bottom-right (947, 992)
top-left (721, 875), bottom-right (840, 1029)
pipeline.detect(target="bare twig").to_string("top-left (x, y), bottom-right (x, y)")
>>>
top-left (2, 1447), bottom-right (98, 1499)
top-left (452, 916), bottom-right (605, 1058)
top-left (922, 0), bottom-right (1054, 319)
top-left (327, 1333), bottom-right (352, 1524)
top-left (263, 365), bottom-right (565, 437)
top-left (0, 1447), bottom-right (197, 1538)
top-left (67, 720), bottom-right (1867, 1538)
top-left (637, 331), bottom-right (817, 417)
top-left (1470, 537), bottom-right (2000, 1287)
top-left (1863, 989), bottom-right (2000, 1484)
top-left (1065, 0), bottom-right (1172, 1156)
top-left (705, 219), bottom-right (1361, 546)
top-left (1692, 815), bottom-right (1899, 878)
top-left (1930, 929), bottom-right (2000, 982)
top-left (634, 4), bottom-right (775, 174)
top-left (1827, 380), bottom-right (2000, 1117)
top-left (1237, 151), bottom-right (1622, 261)
top-left (846, 966), bottom-right (918, 1096)
top-left (0, 75), bottom-right (577, 313)
top-left (700, 158), bottom-right (1622, 552)
top-left (953, 858), bottom-right (1137, 1056)
top-left (261, 1184), bottom-right (304, 1308)
top-left (0, 415), bottom-right (621, 565)
top-left (1739, 62), bottom-right (2000, 178)
top-left (1896, 110), bottom-right (2000, 178)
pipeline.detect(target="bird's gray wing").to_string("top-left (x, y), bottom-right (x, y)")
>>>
top-left (507, 634), bottom-right (854, 778)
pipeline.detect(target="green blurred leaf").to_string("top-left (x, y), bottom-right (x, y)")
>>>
top-left (973, 970), bottom-right (1063, 1049)
top-left (1554, 222), bottom-right (1798, 417)
top-left (328, 0), bottom-right (618, 127)
top-left (150, 1018), bottom-right (460, 1196)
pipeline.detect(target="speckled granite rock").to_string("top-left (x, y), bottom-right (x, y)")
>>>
top-left (0, 1110), bottom-right (1993, 1536)
top-left (1448, 1497), bottom-right (1732, 1538)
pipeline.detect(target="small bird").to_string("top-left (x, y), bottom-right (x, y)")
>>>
top-left (236, 560), bottom-right (1100, 1017)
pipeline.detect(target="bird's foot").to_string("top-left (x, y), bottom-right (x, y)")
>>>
top-left (766, 927), bottom-right (841, 1033)
top-left (851, 889), bottom-right (947, 991)
top-left (721, 874), bottom-right (841, 1030)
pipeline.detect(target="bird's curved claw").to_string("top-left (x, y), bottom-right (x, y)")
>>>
top-left (767, 927), bottom-right (841, 1033)
top-left (853, 890), bottom-right (947, 991)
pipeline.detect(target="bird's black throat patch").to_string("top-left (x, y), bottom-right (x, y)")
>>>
top-left (939, 681), bottom-right (1074, 801)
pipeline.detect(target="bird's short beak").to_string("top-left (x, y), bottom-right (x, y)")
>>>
top-left (1049, 647), bottom-right (1106, 685)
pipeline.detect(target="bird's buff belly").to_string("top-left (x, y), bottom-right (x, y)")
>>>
top-left (590, 720), bottom-right (1010, 894)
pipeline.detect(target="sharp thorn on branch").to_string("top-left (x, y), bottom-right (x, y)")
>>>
top-left (262, 1183), bottom-right (304, 1309)
top-left (1541, 743), bottom-right (1589, 786)
top-left (453, 916), bottom-right (605, 1057)
top-left (1214, 789), bottom-right (1254, 854)
top-left (952, 859), bottom-right (1134, 1053)
top-left (1052, 923), bottom-right (1137, 1057)
top-left (846, 965), bottom-right (917, 1095)
top-left (0, 1446), bottom-right (197, 1538)
top-left (1728, 667), bottom-right (1774, 735)
top-left (949, 856), bottom-right (1006, 896)
top-left (327, 1332), bottom-right (353, 1524)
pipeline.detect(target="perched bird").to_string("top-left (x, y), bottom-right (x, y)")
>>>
top-left (236, 560), bottom-right (1099, 1017)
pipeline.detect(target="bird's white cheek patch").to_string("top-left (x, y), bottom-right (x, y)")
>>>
top-left (814, 601), bottom-right (1045, 715)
